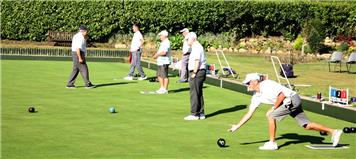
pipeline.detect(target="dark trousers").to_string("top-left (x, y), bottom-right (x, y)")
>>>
top-left (128, 49), bottom-right (146, 77)
top-left (189, 69), bottom-right (206, 116)
top-left (67, 52), bottom-right (91, 86)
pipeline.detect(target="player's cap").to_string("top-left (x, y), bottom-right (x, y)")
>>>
top-left (180, 28), bottom-right (189, 33)
top-left (243, 73), bottom-right (261, 85)
top-left (158, 30), bottom-right (168, 37)
top-left (187, 32), bottom-right (197, 41)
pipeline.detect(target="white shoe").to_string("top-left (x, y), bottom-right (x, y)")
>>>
top-left (199, 114), bottom-right (205, 120)
top-left (258, 141), bottom-right (278, 150)
top-left (155, 89), bottom-right (168, 94)
top-left (331, 129), bottom-right (342, 147)
top-left (184, 115), bottom-right (200, 120)
top-left (138, 76), bottom-right (147, 81)
top-left (124, 76), bottom-right (133, 80)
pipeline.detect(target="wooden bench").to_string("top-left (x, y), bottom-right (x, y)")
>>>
top-left (47, 31), bottom-right (76, 46)
top-left (47, 31), bottom-right (95, 47)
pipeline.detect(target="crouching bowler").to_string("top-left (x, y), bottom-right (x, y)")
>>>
top-left (228, 73), bottom-right (342, 150)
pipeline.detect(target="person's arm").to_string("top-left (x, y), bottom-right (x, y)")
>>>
top-left (190, 60), bottom-right (200, 79)
top-left (190, 46), bottom-right (201, 78)
top-left (139, 38), bottom-right (144, 49)
top-left (153, 41), bottom-right (168, 59)
top-left (76, 48), bottom-right (83, 63)
top-left (266, 92), bottom-right (286, 117)
top-left (274, 92), bottom-right (285, 109)
top-left (228, 107), bottom-right (257, 132)
top-left (153, 50), bottom-right (166, 59)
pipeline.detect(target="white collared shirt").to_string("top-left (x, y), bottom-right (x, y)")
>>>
top-left (188, 41), bottom-right (206, 70)
top-left (249, 80), bottom-right (296, 111)
top-left (130, 31), bottom-right (143, 52)
top-left (71, 32), bottom-right (86, 53)
top-left (157, 39), bottom-right (171, 66)
top-left (182, 35), bottom-right (190, 54)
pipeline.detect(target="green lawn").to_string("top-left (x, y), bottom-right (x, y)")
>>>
top-left (1, 60), bottom-right (355, 159)
top-left (144, 53), bottom-right (356, 99)
top-left (201, 54), bottom-right (356, 98)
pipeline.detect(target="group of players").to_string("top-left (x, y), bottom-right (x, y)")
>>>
top-left (66, 24), bottom-right (343, 150)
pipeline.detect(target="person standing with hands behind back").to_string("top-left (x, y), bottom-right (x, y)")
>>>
top-left (184, 32), bottom-right (207, 120)
top-left (66, 25), bottom-right (95, 89)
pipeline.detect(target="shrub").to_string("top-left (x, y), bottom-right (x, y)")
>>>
top-left (338, 42), bottom-right (349, 52)
top-left (292, 34), bottom-right (304, 50)
top-left (169, 34), bottom-right (184, 50)
top-left (108, 33), bottom-right (132, 45)
top-left (302, 18), bottom-right (325, 53)
top-left (347, 46), bottom-right (356, 55)
top-left (304, 44), bottom-right (313, 54)
top-left (1, 1), bottom-right (355, 42)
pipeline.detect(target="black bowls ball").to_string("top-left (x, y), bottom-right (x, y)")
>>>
top-left (217, 138), bottom-right (226, 147)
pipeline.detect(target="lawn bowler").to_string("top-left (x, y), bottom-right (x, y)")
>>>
top-left (228, 73), bottom-right (342, 150)
top-left (177, 28), bottom-right (190, 83)
top-left (184, 32), bottom-right (207, 120)
top-left (124, 23), bottom-right (147, 81)
top-left (152, 30), bottom-right (171, 94)
top-left (66, 25), bottom-right (95, 89)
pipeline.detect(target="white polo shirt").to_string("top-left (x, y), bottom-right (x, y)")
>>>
top-left (157, 39), bottom-right (171, 66)
top-left (249, 80), bottom-right (296, 111)
top-left (188, 41), bottom-right (206, 71)
top-left (182, 34), bottom-right (190, 54)
top-left (130, 31), bottom-right (143, 52)
top-left (71, 32), bottom-right (86, 53)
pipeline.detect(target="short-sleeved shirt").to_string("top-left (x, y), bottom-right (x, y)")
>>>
top-left (157, 39), bottom-right (171, 66)
top-left (130, 31), bottom-right (143, 52)
top-left (182, 35), bottom-right (190, 54)
top-left (249, 80), bottom-right (296, 111)
top-left (188, 41), bottom-right (206, 70)
top-left (71, 32), bottom-right (86, 53)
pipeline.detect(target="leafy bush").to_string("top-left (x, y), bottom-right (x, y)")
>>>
top-left (347, 46), bottom-right (356, 55)
top-left (108, 33), bottom-right (132, 45)
top-left (292, 34), bottom-right (304, 50)
top-left (304, 44), bottom-right (313, 54)
top-left (338, 42), bottom-right (349, 52)
top-left (169, 34), bottom-right (184, 50)
top-left (302, 18), bottom-right (325, 53)
top-left (198, 32), bottom-right (236, 49)
top-left (1, 0), bottom-right (355, 42)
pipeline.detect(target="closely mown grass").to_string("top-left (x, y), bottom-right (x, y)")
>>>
top-left (201, 54), bottom-right (355, 99)
top-left (1, 60), bottom-right (355, 159)
top-left (144, 53), bottom-right (355, 104)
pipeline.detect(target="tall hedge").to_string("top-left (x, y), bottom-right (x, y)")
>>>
top-left (1, 0), bottom-right (355, 42)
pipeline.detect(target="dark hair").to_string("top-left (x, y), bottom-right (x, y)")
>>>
top-left (133, 23), bottom-right (140, 29)
top-left (79, 25), bottom-right (88, 31)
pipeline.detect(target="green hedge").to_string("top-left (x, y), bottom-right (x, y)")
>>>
top-left (1, 0), bottom-right (355, 42)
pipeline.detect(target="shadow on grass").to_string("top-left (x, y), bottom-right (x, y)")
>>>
top-left (83, 82), bottom-right (137, 88)
top-left (147, 76), bottom-right (158, 82)
top-left (277, 133), bottom-right (326, 149)
top-left (240, 133), bottom-right (349, 149)
top-left (329, 70), bottom-right (355, 74)
top-left (169, 86), bottom-right (208, 93)
top-left (206, 105), bottom-right (247, 119)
